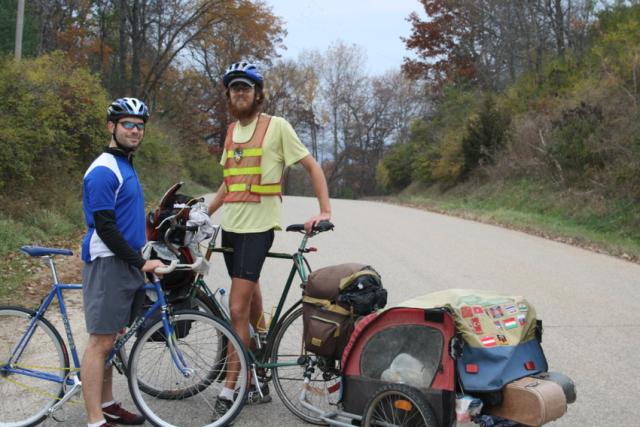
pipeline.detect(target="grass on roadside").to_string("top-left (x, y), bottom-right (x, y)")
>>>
top-left (384, 178), bottom-right (640, 262)
top-left (0, 207), bottom-right (83, 304)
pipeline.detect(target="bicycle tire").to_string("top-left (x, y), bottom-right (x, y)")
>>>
top-left (125, 289), bottom-right (226, 400)
top-left (270, 307), bottom-right (341, 425)
top-left (130, 289), bottom-right (228, 399)
top-left (362, 384), bottom-right (438, 427)
top-left (127, 310), bottom-right (249, 427)
top-left (0, 306), bottom-right (70, 427)
top-left (194, 288), bottom-right (225, 318)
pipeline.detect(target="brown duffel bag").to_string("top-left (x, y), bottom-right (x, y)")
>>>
top-left (306, 263), bottom-right (369, 300)
top-left (486, 376), bottom-right (567, 426)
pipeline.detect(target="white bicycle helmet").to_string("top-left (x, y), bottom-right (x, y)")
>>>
top-left (107, 97), bottom-right (150, 122)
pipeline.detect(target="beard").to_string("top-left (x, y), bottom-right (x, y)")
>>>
top-left (230, 98), bottom-right (260, 121)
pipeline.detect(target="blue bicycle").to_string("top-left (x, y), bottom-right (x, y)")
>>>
top-left (0, 246), bottom-right (249, 427)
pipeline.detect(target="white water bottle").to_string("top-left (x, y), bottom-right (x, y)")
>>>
top-left (216, 288), bottom-right (231, 318)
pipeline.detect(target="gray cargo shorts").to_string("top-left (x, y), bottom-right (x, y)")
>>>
top-left (82, 256), bottom-right (145, 334)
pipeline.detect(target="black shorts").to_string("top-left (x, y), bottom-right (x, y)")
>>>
top-left (221, 229), bottom-right (274, 282)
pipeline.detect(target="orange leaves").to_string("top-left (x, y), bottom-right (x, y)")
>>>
top-left (402, 0), bottom-right (476, 85)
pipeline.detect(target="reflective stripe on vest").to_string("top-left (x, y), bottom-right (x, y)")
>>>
top-left (221, 147), bottom-right (263, 163)
top-left (223, 166), bottom-right (262, 177)
top-left (226, 183), bottom-right (282, 194)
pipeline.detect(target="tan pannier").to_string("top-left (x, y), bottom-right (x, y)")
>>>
top-left (302, 302), bottom-right (355, 359)
top-left (486, 376), bottom-right (567, 426)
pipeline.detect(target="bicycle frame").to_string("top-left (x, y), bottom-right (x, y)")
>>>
top-left (7, 255), bottom-right (83, 385)
top-left (5, 255), bottom-right (191, 396)
top-left (194, 227), bottom-right (314, 369)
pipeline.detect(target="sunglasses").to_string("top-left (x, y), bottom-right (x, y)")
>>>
top-left (119, 121), bottom-right (146, 130)
top-left (229, 83), bottom-right (254, 93)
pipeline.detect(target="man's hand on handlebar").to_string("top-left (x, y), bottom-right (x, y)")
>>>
top-left (304, 212), bottom-right (331, 234)
top-left (141, 259), bottom-right (166, 276)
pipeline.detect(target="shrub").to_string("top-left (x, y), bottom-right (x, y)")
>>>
top-left (432, 128), bottom-right (465, 184)
top-left (0, 52), bottom-right (107, 198)
top-left (377, 142), bottom-right (414, 190)
top-left (548, 102), bottom-right (604, 177)
top-left (181, 143), bottom-right (222, 189)
top-left (461, 97), bottom-right (511, 178)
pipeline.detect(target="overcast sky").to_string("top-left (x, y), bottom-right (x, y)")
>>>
top-left (266, 0), bottom-right (423, 76)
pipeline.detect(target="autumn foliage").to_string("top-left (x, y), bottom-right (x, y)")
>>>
top-left (403, 0), bottom-right (476, 85)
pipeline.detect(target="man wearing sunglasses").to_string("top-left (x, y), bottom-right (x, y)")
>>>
top-left (80, 97), bottom-right (164, 427)
top-left (207, 62), bottom-right (331, 418)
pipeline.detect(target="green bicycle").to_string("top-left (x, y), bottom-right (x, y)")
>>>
top-left (181, 219), bottom-right (341, 425)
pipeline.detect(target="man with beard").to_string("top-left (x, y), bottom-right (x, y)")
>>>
top-left (207, 62), bottom-right (331, 416)
top-left (81, 98), bottom-right (165, 427)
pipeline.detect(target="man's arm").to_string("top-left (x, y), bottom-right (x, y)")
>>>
top-left (298, 155), bottom-right (331, 232)
top-left (93, 210), bottom-right (164, 272)
top-left (207, 181), bottom-right (227, 216)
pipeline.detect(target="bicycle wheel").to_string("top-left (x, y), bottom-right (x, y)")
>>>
top-left (362, 384), bottom-right (438, 427)
top-left (0, 306), bottom-right (70, 427)
top-left (271, 307), bottom-right (341, 425)
top-left (127, 310), bottom-right (248, 427)
top-left (132, 290), bottom-right (228, 399)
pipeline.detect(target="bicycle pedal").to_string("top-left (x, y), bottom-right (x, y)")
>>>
top-left (247, 391), bottom-right (272, 404)
top-left (255, 367), bottom-right (269, 381)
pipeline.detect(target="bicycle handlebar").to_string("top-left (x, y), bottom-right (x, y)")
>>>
top-left (155, 259), bottom-right (178, 274)
top-left (153, 256), bottom-right (204, 275)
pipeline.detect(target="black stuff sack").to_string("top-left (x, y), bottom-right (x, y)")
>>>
top-left (337, 266), bottom-right (387, 315)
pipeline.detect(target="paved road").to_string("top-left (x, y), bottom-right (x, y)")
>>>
top-left (35, 196), bottom-right (640, 426)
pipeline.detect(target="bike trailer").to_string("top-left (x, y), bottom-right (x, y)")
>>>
top-left (340, 306), bottom-right (458, 427)
top-left (400, 289), bottom-right (548, 393)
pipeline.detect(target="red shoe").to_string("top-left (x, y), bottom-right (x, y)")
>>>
top-left (98, 423), bottom-right (117, 427)
top-left (102, 402), bottom-right (145, 425)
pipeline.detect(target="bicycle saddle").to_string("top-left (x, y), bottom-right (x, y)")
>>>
top-left (20, 246), bottom-right (73, 257)
top-left (286, 220), bottom-right (334, 233)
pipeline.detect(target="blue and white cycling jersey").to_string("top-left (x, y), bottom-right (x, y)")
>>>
top-left (81, 152), bottom-right (145, 262)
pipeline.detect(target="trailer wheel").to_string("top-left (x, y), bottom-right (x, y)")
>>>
top-left (362, 384), bottom-right (438, 427)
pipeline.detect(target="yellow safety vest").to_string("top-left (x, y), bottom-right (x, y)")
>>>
top-left (222, 114), bottom-right (282, 203)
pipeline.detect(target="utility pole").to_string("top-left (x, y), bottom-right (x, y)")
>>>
top-left (15, 0), bottom-right (25, 60)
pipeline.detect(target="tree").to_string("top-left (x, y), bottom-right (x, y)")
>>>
top-left (0, 0), bottom-right (42, 56)
top-left (403, 0), bottom-right (478, 85)
top-left (265, 59), bottom-right (320, 158)
top-left (188, 0), bottom-right (285, 145)
top-left (403, 0), bottom-right (599, 89)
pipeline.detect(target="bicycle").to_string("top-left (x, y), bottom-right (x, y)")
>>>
top-left (0, 246), bottom-right (249, 427)
top-left (178, 219), bottom-right (340, 425)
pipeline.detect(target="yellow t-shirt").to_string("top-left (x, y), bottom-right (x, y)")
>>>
top-left (219, 115), bottom-right (309, 232)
